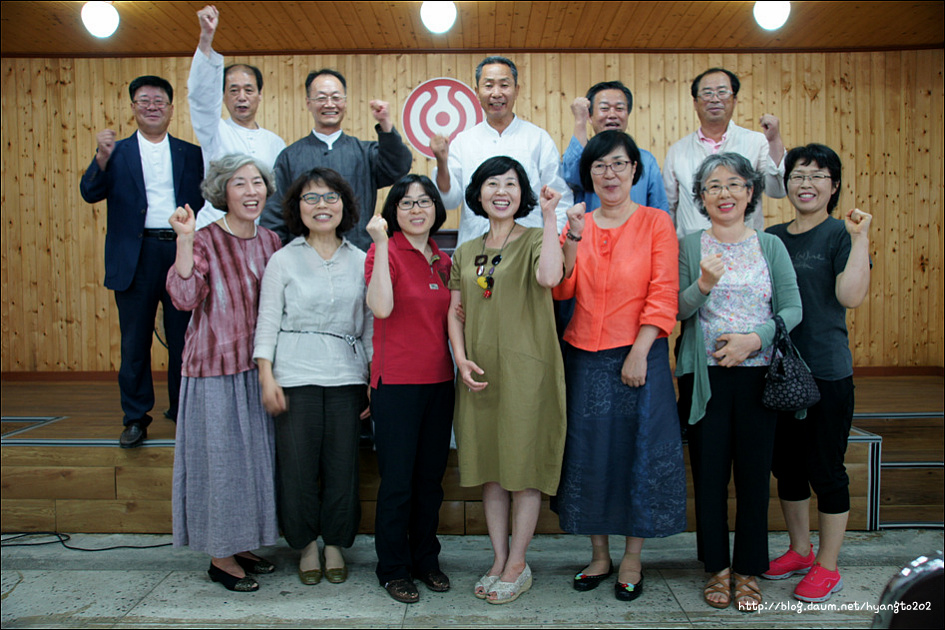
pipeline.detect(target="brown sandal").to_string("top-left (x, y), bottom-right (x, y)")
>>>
top-left (734, 573), bottom-right (762, 612)
top-left (703, 569), bottom-right (731, 609)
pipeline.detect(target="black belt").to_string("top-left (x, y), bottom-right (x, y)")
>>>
top-left (143, 229), bottom-right (176, 241)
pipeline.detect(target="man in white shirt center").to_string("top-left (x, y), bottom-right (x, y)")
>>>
top-left (188, 5), bottom-right (286, 229)
top-left (431, 56), bottom-right (572, 246)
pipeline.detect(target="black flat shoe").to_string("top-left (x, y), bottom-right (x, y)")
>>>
top-left (573, 560), bottom-right (614, 592)
top-left (208, 563), bottom-right (259, 592)
top-left (615, 572), bottom-right (644, 602)
top-left (414, 568), bottom-right (450, 592)
top-left (235, 554), bottom-right (275, 574)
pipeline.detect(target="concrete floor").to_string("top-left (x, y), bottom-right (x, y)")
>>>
top-left (2, 529), bottom-right (942, 628)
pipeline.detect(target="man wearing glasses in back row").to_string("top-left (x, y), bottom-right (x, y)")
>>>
top-left (259, 69), bottom-right (413, 250)
top-left (663, 67), bottom-right (787, 239)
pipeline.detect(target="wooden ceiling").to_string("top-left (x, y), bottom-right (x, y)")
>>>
top-left (1, 1), bottom-right (943, 57)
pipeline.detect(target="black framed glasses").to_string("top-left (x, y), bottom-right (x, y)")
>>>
top-left (397, 198), bottom-right (434, 210)
top-left (301, 192), bottom-right (340, 204)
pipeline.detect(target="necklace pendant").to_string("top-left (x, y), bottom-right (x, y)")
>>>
top-left (491, 254), bottom-right (503, 266)
top-left (476, 276), bottom-right (489, 289)
top-left (476, 264), bottom-right (485, 276)
top-left (474, 254), bottom-right (488, 266)
top-left (483, 289), bottom-right (492, 299)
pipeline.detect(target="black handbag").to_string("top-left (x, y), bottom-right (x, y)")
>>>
top-left (762, 315), bottom-right (821, 412)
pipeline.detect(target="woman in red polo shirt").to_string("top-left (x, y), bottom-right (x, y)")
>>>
top-left (365, 174), bottom-right (454, 605)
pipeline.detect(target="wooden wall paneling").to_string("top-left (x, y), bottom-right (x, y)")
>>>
top-left (31, 58), bottom-right (50, 370)
top-left (79, 58), bottom-right (112, 374)
top-left (835, 53), bottom-right (869, 366)
top-left (57, 59), bottom-right (80, 371)
top-left (659, 53), bottom-right (680, 165)
top-left (874, 52), bottom-right (900, 367)
top-left (643, 54), bottom-right (665, 161)
top-left (853, 53), bottom-right (879, 366)
top-left (56, 499), bottom-right (172, 533)
top-left (2, 51), bottom-right (943, 372)
top-left (44, 59), bottom-right (61, 369)
top-left (20, 59), bottom-right (40, 370)
top-left (927, 50), bottom-right (944, 366)
top-left (0, 500), bottom-right (57, 532)
top-left (902, 50), bottom-right (926, 367)
top-left (888, 51), bottom-right (914, 366)
top-left (0, 466), bottom-right (115, 500)
top-left (1, 60), bottom-right (20, 371)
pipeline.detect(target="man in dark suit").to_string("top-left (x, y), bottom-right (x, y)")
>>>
top-left (80, 75), bottom-right (204, 448)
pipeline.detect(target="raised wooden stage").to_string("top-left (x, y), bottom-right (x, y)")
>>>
top-left (2, 375), bottom-right (942, 534)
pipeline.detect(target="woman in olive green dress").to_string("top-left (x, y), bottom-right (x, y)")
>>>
top-left (447, 156), bottom-right (566, 604)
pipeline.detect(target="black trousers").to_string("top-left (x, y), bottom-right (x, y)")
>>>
top-left (274, 384), bottom-right (363, 550)
top-left (372, 380), bottom-right (454, 584)
top-left (688, 367), bottom-right (776, 576)
top-left (113, 236), bottom-right (190, 427)
top-left (772, 377), bottom-right (855, 514)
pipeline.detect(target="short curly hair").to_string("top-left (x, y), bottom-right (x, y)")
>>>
top-left (282, 168), bottom-right (359, 239)
top-left (200, 154), bottom-right (275, 211)
top-left (784, 143), bottom-right (843, 214)
top-left (692, 153), bottom-right (764, 219)
top-left (464, 156), bottom-right (536, 220)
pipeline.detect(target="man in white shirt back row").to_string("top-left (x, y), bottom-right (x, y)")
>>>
top-left (431, 56), bottom-right (573, 247)
top-left (188, 5), bottom-right (286, 229)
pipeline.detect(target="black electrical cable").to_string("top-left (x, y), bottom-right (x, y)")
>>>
top-left (1, 531), bottom-right (172, 551)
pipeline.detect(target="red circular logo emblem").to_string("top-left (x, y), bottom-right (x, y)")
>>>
top-left (401, 78), bottom-right (483, 159)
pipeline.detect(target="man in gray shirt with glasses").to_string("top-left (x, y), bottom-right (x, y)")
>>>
top-left (663, 67), bottom-right (786, 239)
top-left (260, 69), bottom-right (413, 249)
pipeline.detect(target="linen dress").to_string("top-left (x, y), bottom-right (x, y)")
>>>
top-left (168, 222), bottom-right (282, 557)
top-left (449, 227), bottom-right (566, 496)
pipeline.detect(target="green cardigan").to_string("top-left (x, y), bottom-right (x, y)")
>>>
top-left (675, 229), bottom-right (802, 425)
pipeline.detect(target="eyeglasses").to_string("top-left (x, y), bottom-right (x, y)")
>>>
top-left (308, 94), bottom-right (347, 105)
top-left (397, 198), bottom-right (434, 210)
top-left (590, 160), bottom-right (632, 176)
top-left (301, 192), bottom-right (340, 204)
top-left (133, 98), bottom-right (170, 110)
top-left (787, 173), bottom-right (832, 184)
top-left (702, 182), bottom-right (748, 196)
top-left (697, 88), bottom-right (734, 101)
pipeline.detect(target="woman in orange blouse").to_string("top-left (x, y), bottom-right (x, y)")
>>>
top-left (552, 131), bottom-right (687, 602)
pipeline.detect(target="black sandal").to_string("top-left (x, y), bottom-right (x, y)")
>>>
top-left (234, 553), bottom-right (275, 574)
top-left (208, 563), bottom-right (259, 592)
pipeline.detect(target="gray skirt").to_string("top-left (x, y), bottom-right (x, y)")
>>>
top-left (172, 370), bottom-right (279, 557)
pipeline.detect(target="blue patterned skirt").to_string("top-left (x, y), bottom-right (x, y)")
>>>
top-left (553, 338), bottom-right (687, 537)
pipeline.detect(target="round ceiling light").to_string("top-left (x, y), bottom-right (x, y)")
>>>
top-left (753, 1), bottom-right (791, 31)
top-left (420, 1), bottom-right (457, 34)
top-left (81, 2), bottom-right (120, 39)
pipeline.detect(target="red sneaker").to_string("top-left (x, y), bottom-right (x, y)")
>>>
top-left (762, 544), bottom-right (815, 579)
top-left (793, 563), bottom-right (843, 603)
